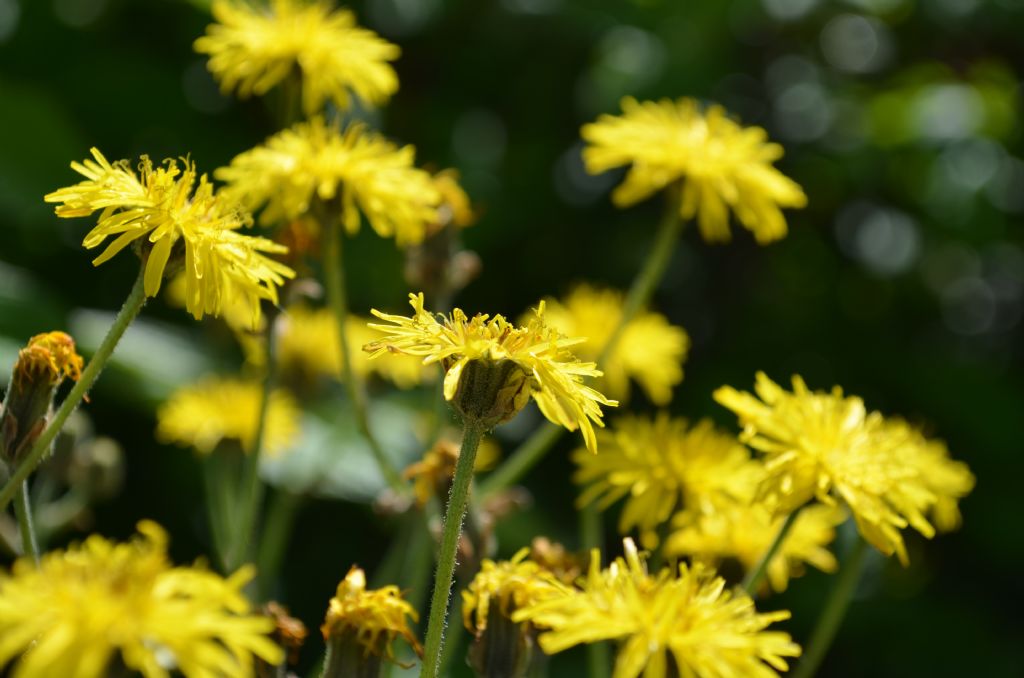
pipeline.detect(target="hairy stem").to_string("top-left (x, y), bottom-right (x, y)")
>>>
top-left (421, 420), bottom-right (485, 678)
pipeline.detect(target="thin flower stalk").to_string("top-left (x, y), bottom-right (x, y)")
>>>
top-left (421, 421), bottom-right (486, 678)
top-left (323, 209), bottom-right (404, 492)
top-left (13, 483), bottom-right (39, 564)
top-left (791, 537), bottom-right (870, 678)
top-left (0, 269), bottom-right (147, 514)
top-left (742, 509), bottom-right (802, 595)
top-left (481, 189), bottom-right (683, 498)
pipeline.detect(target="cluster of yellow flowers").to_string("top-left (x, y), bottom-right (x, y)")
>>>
top-left (0, 1), bottom-right (977, 677)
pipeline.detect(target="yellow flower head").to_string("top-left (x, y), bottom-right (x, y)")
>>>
top-left (321, 566), bottom-right (421, 662)
top-left (715, 372), bottom-right (974, 564)
top-left (528, 537), bottom-right (584, 584)
top-left (277, 304), bottom-right (433, 388)
top-left (430, 169), bottom-right (476, 233)
top-left (217, 117), bottom-right (440, 246)
top-left (538, 285), bottom-right (689, 405)
top-left (365, 293), bottom-right (617, 451)
top-left (574, 415), bottom-right (764, 539)
top-left (513, 540), bottom-right (800, 678)
top-left (462, 549), bottom-right (563, 637)
top-left (0, 521), bottom-right (282, 678)
top-left (888, 420), bottom-right (976, 533)
top-left (582, 97), bottom-right (807, 244)
top-left (666, 502), bottom-right (845, 593)
top-left (45, 148), bottom-right (295, 328)
top-left (156, 376), bottom-right (300, 456)
top-left (195, 0), bottom-right (399, 115)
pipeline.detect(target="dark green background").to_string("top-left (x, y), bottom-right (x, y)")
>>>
top-left (1, 0), bottom-right (1022, 676)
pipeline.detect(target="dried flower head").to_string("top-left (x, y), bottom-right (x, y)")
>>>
top-left (582, 97), bottom-right (807, 243)
top-left (403, 436), bottom-right (499, 507)
top-left (715, 372), bottom-right (974, 564)
top-left (195, 0), bottom-right (399, 114)
top-left (365, 293), bottom-right (617, 450)
top-left (1, 332), bottom-right (84, 462)
top-left (156, 376), bottom-right (300, 456)
top-left (538, 285), bottom-right (689, 405)
top-left (321, 566), bottom-right (421, 663)
top-left (513, 540), bottom-right (801, 678)
top-left (45, 148), bottom-right (295, 328)
top-left (0, 521), bottom-right (282, 677)
top-left (217, 117), bottom-right (439, 246)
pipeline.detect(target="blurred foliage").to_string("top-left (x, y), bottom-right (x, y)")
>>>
top-left (0, 0), bottom-right (1022, 675)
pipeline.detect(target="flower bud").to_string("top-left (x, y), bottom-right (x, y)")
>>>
top-left (1, 332), bottom-right (83, 465)
top-left (447, 359), bottom-right (533, 429)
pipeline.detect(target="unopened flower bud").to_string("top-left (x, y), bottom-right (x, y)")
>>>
top-left (1, 332), bottom-right (83, 464)
top-left (447, 359), bottom-right (533, 429)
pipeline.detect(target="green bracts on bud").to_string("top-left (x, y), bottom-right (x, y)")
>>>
top-left (449, 359), bottom-right (533, 429)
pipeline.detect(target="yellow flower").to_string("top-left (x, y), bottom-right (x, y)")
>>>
top-left (582, 97), bottom-right (807, 243)
top-left (321, 566), bottom-right (421, 662)
top-left (666, 503), bottom-right (844, 593)
top-left (156, 376), bottom-right (300, 456)
top-left (513, 540), bottom-right (800, 678)
top-left (462, 549), bottom-right (562, 637)
top-left (365, 293), bottom-right (617, 451)
top-left (714, 372), bottom-right (974, 564)
top-left (0, 521), bottom-right (282, 678)
top-left (573, 415), bottom-right (763, 539)
top-left (276, 304), bottom-right (433, 388)
top-left (403, 436), bottom-right (499, 507)
top-left (889, 420), bottom-right (976, 533)
top-left (538, 285), bottom-right (688, 405)
top-left (45, 148), bottom-right (295, 329)
top-left (195, 0), bottom-right (399, 115)
top-left (430, 169), bottom-right (476, 233)
top-left (217, 117), bottom-right (439, 246)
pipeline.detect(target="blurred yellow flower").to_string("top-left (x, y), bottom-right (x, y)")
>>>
top-left (156, 376), bottom-right (300, 456)
top-left (573, 415), bottom-right (763, 539)
top-left (582, 97), bottom-right (807, 243)
top-left (715, 372), bottom-right (974, 564)
top-left (430, 169), bottom-right (476, 233)
top-left (666, 502), bottom-right (844, 593)
top-left (538, 285), bottom-right (688, 405)
top-left (45, 148), bottom-right (295, 328)
top-left (321, 566), bottom-right (421, 663)
top-left (195, 0), bottom-right (399, 115)
top-left (404, 436), bottom-right (499, 507)
top-left (462, 549), bottom-right (562, 637)
top-left (513, 540), bottom-right (800, 678)
top-left (0, 521), bottom-right (281, 678)
top-left (365, 293), bottom-right (617, 451)
top-left (217, 117), bottom-right (439, 246)
top-left (276, 304), bottom-right (433, 388)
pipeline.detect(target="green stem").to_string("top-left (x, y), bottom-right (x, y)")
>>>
top-left (742, 508), bottom-right (802, 596)
top-left (791, 536), bottom-right (870, 678)
top-left (478, 422), bottom-right (561, 499)
top-left (481, 190), bottom-right (684, 499)
top-left (580, 505), bottom-right (609, 678)
top-left (13, 481), bottom-right (39, 564)
top-left (421, 420), bottom-right (485, 678)
top-left (0, 268), bottom-right (147, 514)
top-left (228, 322), bottom-right (277, 574)
top-left (323, 208), bottom-right (404, 493)
top-left (256, 490), bottom-right (302, 601)
top-left (201, 452), bottom-right (236, 571)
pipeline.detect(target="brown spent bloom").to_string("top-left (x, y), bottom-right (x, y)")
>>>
top-left (264, 602), bottom-right (308, 666)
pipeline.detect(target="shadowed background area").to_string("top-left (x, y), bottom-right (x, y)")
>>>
top-left (0, 0), bottom-right (1022, 675)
